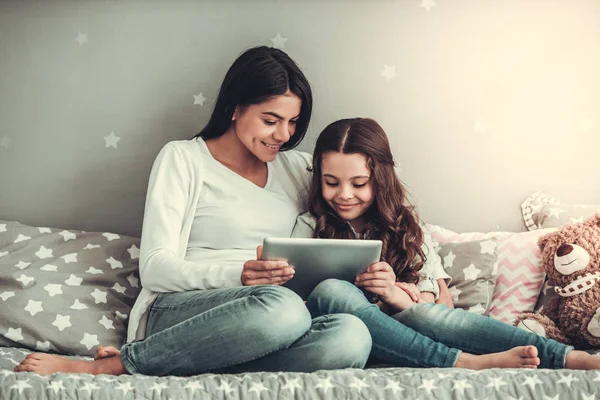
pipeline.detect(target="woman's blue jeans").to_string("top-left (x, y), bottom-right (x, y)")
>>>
top-left (120, 284), bottom-right (372, 376)
top-left (306, 279), bottom-right (572, 369)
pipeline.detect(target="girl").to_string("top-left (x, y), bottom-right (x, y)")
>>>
top-left (295, 117), bottom-right (600, 370)
top-left (14, 47), bottom-right (371, 376)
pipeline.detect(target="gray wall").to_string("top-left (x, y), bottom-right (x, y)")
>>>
top-left (1, 0), bottom-right (599, 237)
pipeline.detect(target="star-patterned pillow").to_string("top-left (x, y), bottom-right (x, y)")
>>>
top-left (0, 220), bottom-right (141, 356)
top-left (436, 238), bottom-right (499, 315)
top-left (522, 192), bottom-right (600, 230)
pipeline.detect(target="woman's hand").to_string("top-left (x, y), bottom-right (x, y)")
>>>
top-left (241, 246), bottom-right (295, 286)
top-left (395, 282), bottom-right (421, 303)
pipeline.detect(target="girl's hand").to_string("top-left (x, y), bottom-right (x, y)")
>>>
top-left (241, 245), bottom-right (295, 286)
top-left (435, 278), bottom-right (455, 308)
top-left (355, 262), bottom-right (398, 304)
top-left (395, 282), bottom-right (421, 303)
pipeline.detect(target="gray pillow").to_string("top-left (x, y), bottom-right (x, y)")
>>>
top-left (436, 238), bottom-right (499, 315)
top-left (0, 220), bottom-right (141, 356)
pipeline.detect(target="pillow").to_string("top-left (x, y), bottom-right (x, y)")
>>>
top-left (426, 223), bottom-right (555, 324)
top-left (522, 191), bottom-right (600, 230)
top-left (436, 238), bottom-right (499, 315)
top-left (0, 220), bottom-right (141, 356)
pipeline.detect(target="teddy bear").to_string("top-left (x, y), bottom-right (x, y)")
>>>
top-left (514, 213), bottom-right (600, 349)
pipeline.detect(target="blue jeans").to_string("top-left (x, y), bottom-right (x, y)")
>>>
top-left (306, 279), bottom-right (572, 369)
top-left (120, 284), bottom-right (371, 376)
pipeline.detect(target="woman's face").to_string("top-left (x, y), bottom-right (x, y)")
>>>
top-left (320, 152), bottom-right (375, 232)
top-left (232, 92), bottom-right (301, 162)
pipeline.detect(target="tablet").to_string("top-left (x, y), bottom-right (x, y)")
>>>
top-left (262, 237), bottom-right (383, 299)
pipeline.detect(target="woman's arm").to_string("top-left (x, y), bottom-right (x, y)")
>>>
top-left (139, 143), bottom-right (243, 292)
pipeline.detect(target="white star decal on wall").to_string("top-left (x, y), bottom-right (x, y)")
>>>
top-left (193, 92), bottom-right (206, 106)
top-left (464, 264), bottom-right (482, 280)
top-left (53, 314), bottom-right (72, 331)
top-left (15, 261), bottom-right (30, 269)
top-left (0, 135), bottom-right (11, 148)
top-left (270, 33), bottom-right (287, 49)
top-left (80, 333), bottom-right (100, 350)
top-left (1, 291), bottom-right (15, 301)
top-left (25, 300), bottom-right (44, 316)
top-left (420, 0), bottom-right (436, 12)
top-left (380, 64), bottom-right (397, 81)
top-left (75, 31), bottom-right (88, 45)
top-left (6, 327), bottom-right (24, 342)
top-left (104, 132), bottom-right (121, 148)
top-left (35, 245), bottom-right (53, 259)
top-left (44, 284), bottom-right (63, 297)
top-left (71, 299), bottom-right (88, 310)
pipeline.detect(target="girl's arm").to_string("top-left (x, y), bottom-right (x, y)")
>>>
top-left (435, 278), bottom-right (455, 308)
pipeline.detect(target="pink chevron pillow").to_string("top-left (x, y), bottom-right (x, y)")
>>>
top-left (425, 224), bottom-right (556, 324)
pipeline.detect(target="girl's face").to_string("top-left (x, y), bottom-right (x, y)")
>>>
top-left (232, 92), bottom-right (301, 162)
top-left (321, 152), bottom-right (375, 232)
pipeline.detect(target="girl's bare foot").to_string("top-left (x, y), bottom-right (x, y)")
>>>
top-left (456, 345), bottom-right (540, 370)
top-left (565, 350), bottom-right (600, 370)
top-left (14, 352), bottom-right (127, 375)
top-left (95, 346), bottom-right (121, 360)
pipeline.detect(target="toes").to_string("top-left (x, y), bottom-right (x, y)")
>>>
top-left (520, 345), bottom-right (538, 358)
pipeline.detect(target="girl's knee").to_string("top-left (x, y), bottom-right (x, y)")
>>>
top-left (324, 314), bottom-right (372, 368)
top-left (306, 279), bottom-right (366, 316)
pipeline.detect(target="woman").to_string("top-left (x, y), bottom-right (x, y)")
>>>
top-left (14, 46), bottom-right (371, 376)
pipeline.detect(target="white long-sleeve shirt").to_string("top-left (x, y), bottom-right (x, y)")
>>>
top-left (291, 213), bottom-right (451, 298)
top-left (127, 138), bottom-right (312, 342)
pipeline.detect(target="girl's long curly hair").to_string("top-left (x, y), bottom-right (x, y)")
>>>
top-left (308, 118), bottom-right (425, 283)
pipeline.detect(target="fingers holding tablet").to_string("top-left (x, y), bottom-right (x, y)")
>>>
top-left (242, 254), bottom-right (296, 286)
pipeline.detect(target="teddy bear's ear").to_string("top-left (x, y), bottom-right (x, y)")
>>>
top-left (537, 233), bottom-right (552, 251)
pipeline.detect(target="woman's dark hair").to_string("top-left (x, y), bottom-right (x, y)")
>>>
top-left (193, 46), bottom-right (312, 151)
top-left (308, 118), bottom-right (426, 283)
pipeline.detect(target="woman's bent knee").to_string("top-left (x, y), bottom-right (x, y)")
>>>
top-left (251, 285), bottom-right (311, 340)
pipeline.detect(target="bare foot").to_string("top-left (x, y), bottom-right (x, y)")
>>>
top-left (565, 350), bottom-right (600, 370)
top-left (14, 352), bottom-right (127, 375)
top-left (95, 346), bottom-right (121, 360)
top-left (456, 346), bottom-right (540, 370)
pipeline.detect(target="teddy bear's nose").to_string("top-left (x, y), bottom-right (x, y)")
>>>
top-left (556, 244), bottom-right (574, 257)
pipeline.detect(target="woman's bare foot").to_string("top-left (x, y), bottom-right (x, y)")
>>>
top-left (14, 352), bottom-right (127, 375)
top-left (455, 345), bottom-right (540, 370)
top-left (565, 350), bottom-right (600, 370)
top-left (95, 346), bottom-right (121, 360)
